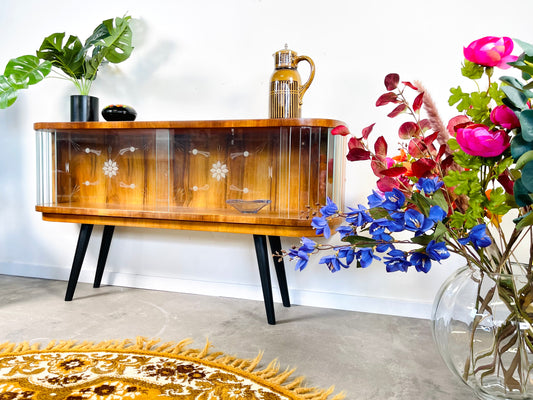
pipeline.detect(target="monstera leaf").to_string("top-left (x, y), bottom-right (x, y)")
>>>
top-left (0, 76), bottom-right (18, 109)
top-left (99, 15), bottom-right (133, 64)
top-left (79, 15), bottom-right (133, 80)
top-left (37, 33), bottom-right (86, 79)
top-left (0, 55), bottom-right (51, 109)
top-left (36, 15), bottom-right (133, 91)
top-left (0, 15), bottom-right (133, 106)
top-left (5, 55), bottom-right (52, 88)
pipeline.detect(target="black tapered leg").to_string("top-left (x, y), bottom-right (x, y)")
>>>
top-left (268, 235), bottom-right (291, 307)
top-left (65, 224), bottom-right (94, 301)
top-left (253, 234), bottom-right (276, 325)
top-left (93, 225), bottom-right (115, 288)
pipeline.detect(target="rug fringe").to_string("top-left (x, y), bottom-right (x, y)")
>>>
top-left (0, 336), bottom-right (346, 400)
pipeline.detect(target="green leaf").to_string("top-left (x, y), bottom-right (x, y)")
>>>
top-left (4, 55), bottom-right (51, 87)
top-left (516, 150), bottom-right (533, 170)
top-left (501, 75), bottom-right (524, 90)
top-left (519, 109), bottom-right (533, 142)
top-left (410, 192), bottom-right (431, 216)
top-left (83, 48), bottom-right (107, 81)
top-left (494, 156), bottom-right (513, 176)
top-left (447, 138), bottom-right (460, 151)
top-left (37, 33), bottom-right (85, 79)
top-left (100, 16), bottom-right (133, 64)
top-left (448, 209), bottom-right (483, 229)
top-left (514, 39), bottom-right (533, 58)
top-left (486, 187), bottom-right (511, 215)
top-left (488, 82), bottom-right (506, 105)
top-left (467, 91), bottom-right (492, 122)
top-left (521, 161), bottom-right (533, 192)
top-left (508, 55), bottom-right (533, 79)
top-left (411, 234), bottom-right (433, 245)
top-left (514, 178), bottom-right (533, 207)
top-left (431, 189), bottom-right (449, 212)
top-left (461, 60), bottom-right (484, 80)
top-left (524, 81), bottom-right (533, 91)
top-left (449, 86), bottom-right (470, 110)
top-left (443, 170), bottom-right (482, 196)
top-left (515, 210), bottom-right (533, 230)
top-left (0, 55), bottom-right (52, 109)
top-left (500, 76), bottom-right (533, 99)
top-left (448, 212), bottom-right (467, 229)
top-left (451, 152), bottom-right (483, 170)
top-left (83, 21), bottom-right (111, 50)
top-left (368, 207), bottom-right (389, 220)
top-left (433, 221), bottom-right (449, 241)
top-left (511, 133), bottom-right (533, 160)
top-left (502, 85), bottom-right (529, 110)
top-left (342, 235), bottom-right (378, 246)
top-left (0, 75), bottom-right (18, 108)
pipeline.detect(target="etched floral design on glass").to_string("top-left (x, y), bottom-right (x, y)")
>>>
top-left (103, 160), bottom-right (119, 177)
top-left (210, 161), bottom-right (228, 181)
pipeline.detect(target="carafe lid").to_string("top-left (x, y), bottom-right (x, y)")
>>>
top-left (273, 44), bottom-right (297, 68)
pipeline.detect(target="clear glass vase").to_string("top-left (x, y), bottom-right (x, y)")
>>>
top-left (432, 265), bottom-right (533, 400)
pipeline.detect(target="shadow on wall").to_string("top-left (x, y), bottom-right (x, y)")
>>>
top-left (94, 17), bottom-right (180, 114)
top-left (0, 106), bottom-right (25, 249)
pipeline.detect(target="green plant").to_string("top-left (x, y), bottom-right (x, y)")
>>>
top-left (0, 15), bottom-right (133, 109)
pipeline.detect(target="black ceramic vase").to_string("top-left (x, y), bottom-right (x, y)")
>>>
top-left (70, 95), bottom-right (99, 122)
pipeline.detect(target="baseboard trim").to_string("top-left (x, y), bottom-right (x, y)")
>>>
top-left (0, 262), bottom-right (432, 319)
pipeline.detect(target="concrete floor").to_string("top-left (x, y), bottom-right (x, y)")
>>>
top-left (0, 274), bottom-right (476, 399)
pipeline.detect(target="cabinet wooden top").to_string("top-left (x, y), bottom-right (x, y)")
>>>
top-left (34, 118), bottom-right (345, 131)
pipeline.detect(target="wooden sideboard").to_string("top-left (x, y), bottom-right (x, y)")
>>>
top-left (35, 119), bottom-right (346, 324)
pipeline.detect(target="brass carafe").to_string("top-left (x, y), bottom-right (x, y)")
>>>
top-left (269, 45), bottom-right (315, 118)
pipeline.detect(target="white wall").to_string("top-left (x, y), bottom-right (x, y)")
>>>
top-left (0, 0), bottom-right (529, 319)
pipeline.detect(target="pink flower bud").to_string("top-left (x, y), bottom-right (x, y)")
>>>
top-left (490, 105), bottom-right (520, 129)
top-left (463, 36), bottom-right (518, 69)
top-left (456, 124), bottom-right (510, 157)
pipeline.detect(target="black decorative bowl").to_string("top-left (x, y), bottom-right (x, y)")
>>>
top-left (102, 104), bottom-right (137, 121)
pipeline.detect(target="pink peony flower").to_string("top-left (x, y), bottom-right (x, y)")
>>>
top-left (463, 36), bottom-right (518, 69)
top-left (490, 105), bottom-right (520, 129)
top-left (456, 124), bottom-right (510, 157)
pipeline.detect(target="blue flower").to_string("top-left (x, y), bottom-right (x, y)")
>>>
top-left (319, 247), bottom-right (355, 272)
top-left (425, 240), bottom-right (450, 262)
top-left (369, 220), bottom-right (392, 244)
top-left (382, 188), bottom-right (406, 211)
top-left (383, 250), bottom-right (411, 272)
top-left (458, 224), bottom-right (492, 249)
top-left (320, 197), bottom-right (338, 218)
top-left (345, 204), bottom-right (373, 226)
top-left (288, 237), bottom-right (316, 271)
top-left (356, 248), bottom-right (380, 268)
top-left (367, 190), bottom-right (385, 208)
top-left (428, 205), bottom-right (447, 223)
top-left (381, 213), bottom-right (404, 232)
top-left (336, 225), bottom-right (354, 239)
top-left (319, 254), bottom-right (343, 272)
top-left (404, 209), bottom-right (435, 236)
top-left (312, 216), bottom-right (331, 238)
top-left (369, 219), bottom-right (395, 252)
top-left (338, 247), bottom-right (356, 265)
top-left (416, 177), bottom-right (444, 195)
top-left (410, 252), bottom-right (432, 273)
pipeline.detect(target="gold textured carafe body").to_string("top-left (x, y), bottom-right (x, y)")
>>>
top-left (269, 45), bottom-right (315, 118)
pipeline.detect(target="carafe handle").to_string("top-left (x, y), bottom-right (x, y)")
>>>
top-left (296, 55), bottom-right (315, 105)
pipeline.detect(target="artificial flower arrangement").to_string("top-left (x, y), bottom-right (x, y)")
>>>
top-left (289, 36), bottom-right (533, 276)
top-left (287, 36), bottom-right (533, 398)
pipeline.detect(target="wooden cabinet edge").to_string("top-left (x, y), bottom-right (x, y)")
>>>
top-left (34, 118), bottom-right (346, 131)
top-left (38, 212), bottom-right (327, 237)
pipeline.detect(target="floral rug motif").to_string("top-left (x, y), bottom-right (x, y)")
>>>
top-left (0, 337), bottom-right (344, 400)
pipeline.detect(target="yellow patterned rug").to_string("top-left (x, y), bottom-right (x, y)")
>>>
top-left (0, 337), bottom-right (344, 400)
